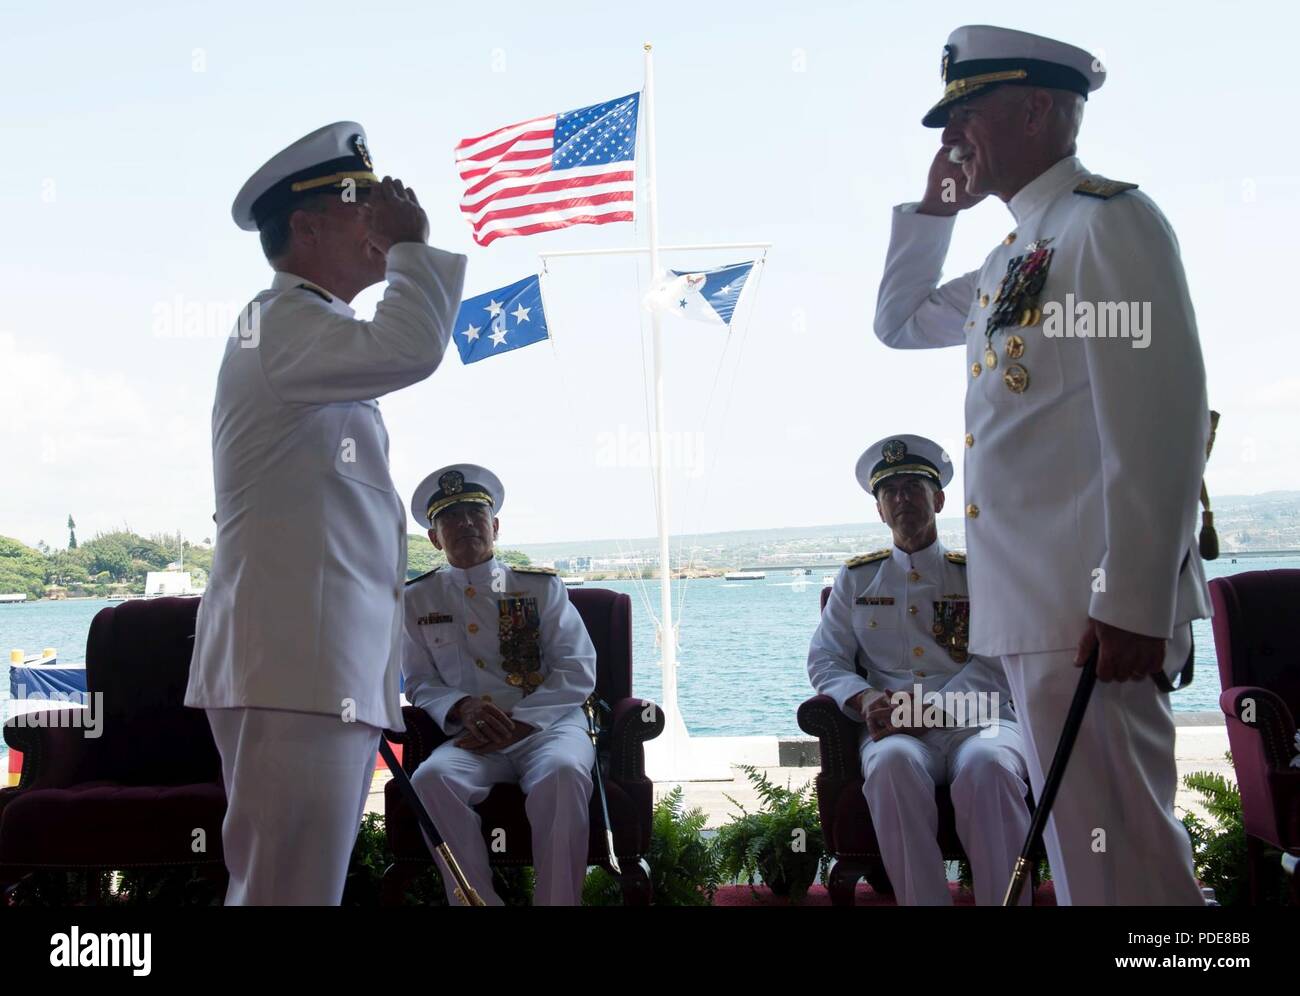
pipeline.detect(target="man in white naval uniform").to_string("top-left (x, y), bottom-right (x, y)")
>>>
top-left (186, 123), bottom-right (467, 904)
top-left (402, 464), bottom-right (597, 906)
top-left (873, 26), bottom-right (1210, 904)
top-left (808, 434), bottom-right (1031, 905)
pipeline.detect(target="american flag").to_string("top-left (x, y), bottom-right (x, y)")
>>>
top-left (456, 93), bottom-right (639, 247)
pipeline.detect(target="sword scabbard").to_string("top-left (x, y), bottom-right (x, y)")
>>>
top-left (1002, 856), bottom-right (1032, 907)
top-left (438, 843), bottom-right (487, 907)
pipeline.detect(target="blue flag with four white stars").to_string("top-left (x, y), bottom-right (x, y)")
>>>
top-left (453, 274), bottom-right (550, 364)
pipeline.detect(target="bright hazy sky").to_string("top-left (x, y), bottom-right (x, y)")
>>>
top-left (3, 0), bottom-right (1297, 550)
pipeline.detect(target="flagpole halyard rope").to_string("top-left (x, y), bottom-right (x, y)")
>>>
top-left (676, 250), bottom-right (768, 624)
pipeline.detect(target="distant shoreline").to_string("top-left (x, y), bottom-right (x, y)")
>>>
top-left (5, 549), bottom-right (1299, 603)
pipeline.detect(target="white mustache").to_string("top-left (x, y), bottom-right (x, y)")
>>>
top-left (947, 145), bottom-right (971, 165)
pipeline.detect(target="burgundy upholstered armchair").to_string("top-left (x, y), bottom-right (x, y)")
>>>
top-left (1211, 570), bottom-right (1300, 904)
top-left (797, 585), bottom-right (1041, 906)
top-left (381, 586), bottom-right (664, 905)
top-left (0, 597), bottom-right (227, 899)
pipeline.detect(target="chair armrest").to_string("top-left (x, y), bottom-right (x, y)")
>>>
top-left (3, 712), bottom-right (105, 792)
top-left (797, 695), bottom-right (862, 780)
top-left (1221, 686), bottom-right (1297, 770)
top-left (607, 697), bottom-right (664, 782)
top-left (1220, 686), bottom-right (1300, 849)
top-left (384, 706), bottom-right (448, 773)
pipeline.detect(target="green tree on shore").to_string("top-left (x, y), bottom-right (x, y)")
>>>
top-left (0, 537), bottom-right (49, 599)
top-left (4, 531), bottom-right (530, 599)
top-left (67, 514), bottom-right (77, 550)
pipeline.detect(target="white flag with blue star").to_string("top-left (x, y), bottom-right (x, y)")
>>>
top-left (453, 274), bottom-right (550, 364)
top-left (643, 260), bottom-right (756, 327)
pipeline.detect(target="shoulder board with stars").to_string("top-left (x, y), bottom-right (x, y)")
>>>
top-left (1074, 176), bottom-right (1139, 200)
top-left (845, 549), bottom-right (890, 569)
top-left (945, 551), bottom-right (967, 566)
top-left (405, 566), bottom-right (443, 587)
top-left (511, 565), bottom-right (558, 576)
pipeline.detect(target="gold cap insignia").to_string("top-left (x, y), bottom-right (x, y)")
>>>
top-left (352, 134), bottom-right (373, 171)
top-left (882, 439), bottom-right (908, 464)
top-left (439, 470), bottom-right (464, 495)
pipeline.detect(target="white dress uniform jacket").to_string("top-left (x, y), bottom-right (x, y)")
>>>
top-left (808, 540), bottom-right (1030, 905)
top-left (402, 558), bottom-right (597, 738)
top-left (187, 244), bottom-right (467, 731)
top-left (808, 541), bottom-right (1013, 725)
top-left (875, 157), bottom-right (1211, 656)
top-left (402, 556), bottom-right (597, 906)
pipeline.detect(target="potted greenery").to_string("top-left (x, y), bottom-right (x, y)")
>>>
top-left (583, 785), bottom-right (719, 905)
top-left (1181, 756), bottom-right (1288, 906)
top-left (711, 765), bottom-right (827, 902)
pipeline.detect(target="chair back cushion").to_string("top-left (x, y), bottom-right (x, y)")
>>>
top-left (566, 588), bottom-right (633, 702)
top-left (85, 597), bottom-right (222, 785)
top-left (1210, 571), bottom-right (1300, 714)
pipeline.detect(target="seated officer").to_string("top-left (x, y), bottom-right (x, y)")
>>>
top-left (807, 434), bottom-right (1031, 905)
top-left (402, 464), bottom-right (597, 906)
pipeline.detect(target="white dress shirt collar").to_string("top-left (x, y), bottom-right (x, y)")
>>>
top-left (891, 537), bottom-right (945, 574)
top-left (443, 555), bottom-right (500, 587)
top-left (270, 270), bottom-right (356, 317)
top-left (1008, 155), bottom-right (1089, 225)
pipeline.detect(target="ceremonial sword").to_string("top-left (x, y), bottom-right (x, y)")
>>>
top-left (1002, 644), bottom-right (1098, 906)
top-left (584, 696), bottom-right (622, 877)
top-left (377, 736), bottom-right (485, 906)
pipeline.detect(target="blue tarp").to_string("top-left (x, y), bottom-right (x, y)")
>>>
top-left (9, 665), bottom-right (87, 702)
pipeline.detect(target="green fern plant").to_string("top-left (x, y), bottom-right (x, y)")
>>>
top-left (583, 785), bottom-right (718, 905)
top-left (710, 765), bottom-right (827, 903)
top-left (1180, 754), bottom-right (1287, 906)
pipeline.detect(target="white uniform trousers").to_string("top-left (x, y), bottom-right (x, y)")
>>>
top-left (1000, 626), bottom-right (1203, 905)
top-left (860, 721), bottom-right (1031, 905)
top-left (411, 724), bottom-right (594, 906)
top-left (206, 707), bottom-right (380, 906)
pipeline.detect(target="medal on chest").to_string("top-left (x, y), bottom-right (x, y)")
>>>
top-left (974, 238), bottom-right (1054, 395)
top-left (931, 598), bottom-right (970, 663)
top-left (497, 596), bottom-right (543, 693)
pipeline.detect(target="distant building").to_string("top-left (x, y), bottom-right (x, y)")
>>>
top-left (144, 571), bottom-right (202, 597)
top-left (593, 556), bottom-right (656, 571)
top-left (555, 556), bottom-right (592, 572)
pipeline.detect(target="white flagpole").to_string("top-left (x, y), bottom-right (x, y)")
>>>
top-left (641, 42), bottom-right (728, 782)
top-left (642, 42), bottom-right (682, 775)
top-left (535, 52), bottom-right (749, 780)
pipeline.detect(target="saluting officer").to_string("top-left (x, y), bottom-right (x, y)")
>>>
top-left (808, 434), bottom-right (1031, 905)
top-left (186, 123), bottom-right (467, 905)
top-left (403, 464), bottom-right (597, 906)
top-left (873, 26), bottom-right (1210, 904)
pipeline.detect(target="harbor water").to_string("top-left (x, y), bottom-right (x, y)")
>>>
top-left (2, 555), bottom-right (1295, 759)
